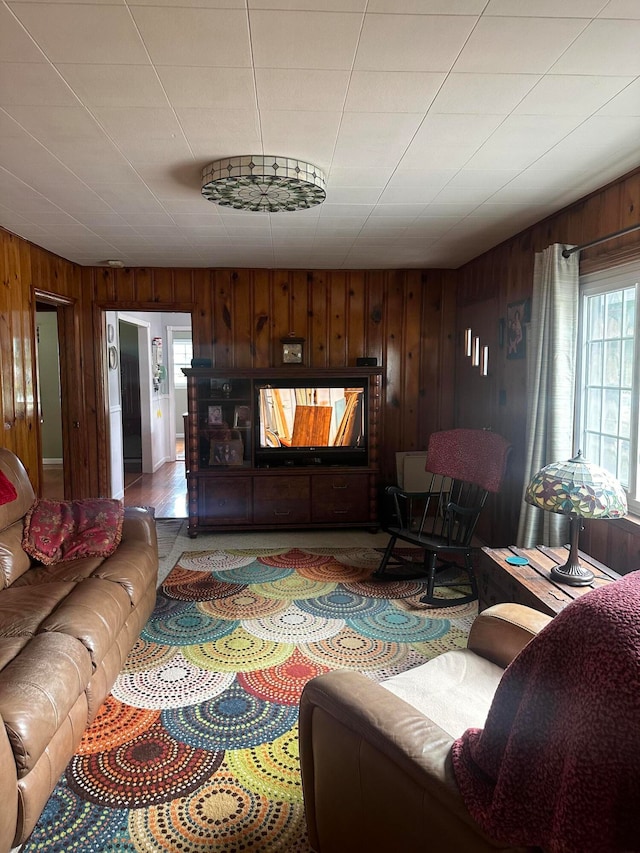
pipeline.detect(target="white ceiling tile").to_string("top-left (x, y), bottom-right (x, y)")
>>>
top-left (6, 104), bottom-right (106, 142)
top-left (369, 203), bottom-right (425, 218)
top-left (411, 113), bottom-right (506, 148)
top-left (420, 202), bottom-right (480, 217)
top-left (454, 17), bottom-right (588, 74)
top-left (255, 69), bottom-right (349, 113)
top-left (432, 185), bottom-right (497, 205)
top-left (10, 4), bottom-right (149, 64)
top-left (598, 0), bottom-right (640, 17)
top-left (398, 144), bottom-right (477, 171)
top-left (552, 20), bottom-right (640, 75)
top-left (513, 74), bottom-right (633, 116)
top-left (327, 166), bottom-right (395, 187)
top-left (91, 106), bottom-right (192, 162)
top-left (132, 0), bottom-right (246, 6)
top-left (251, 11), bottom-right (362, 70)
top-left (158, 67), bottom-right (256, 111)
top-left (386, 170), bottom-right (457, 190)
top-left (332, 112), bottom-right (424, 168)
top-left (58, 65), bottom-right (168, 108)
top-left (131, 8), bottom-right (251, 67)
top-left (0, 5), bottom-right (47, 62)
top-left (0, 63), bottom-right (78, 106)
top-left (368, 0), bottom-right (485, 10)
top-left (377, 185), bottom-right (441, 204)
top-left (249, 0), bottom-right (366, 9)
top-left (598, 79), bottom-right (640, 115)
top-left (430, 73), bottom-right (540, 114)
top-left (355, 14), bottom-right (476, 72)
top-left (174, 108), bottom-right (261, 155)
top-left (326, 187), bottom-right (382, 204)
top-left (259, 110), bottom-right (341, 170)
top-left (345, 72), bottom-right (445, 113)
top-left (445, 169), bottom-right (520, 190)
top-left (484, 0), bottom-right (605, 15)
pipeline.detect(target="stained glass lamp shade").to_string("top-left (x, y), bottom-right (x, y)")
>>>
top-left (525, 451), bottom-right (627, 586)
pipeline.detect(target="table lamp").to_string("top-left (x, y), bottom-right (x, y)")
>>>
top-left (525, 451), bottom-right (627, 586)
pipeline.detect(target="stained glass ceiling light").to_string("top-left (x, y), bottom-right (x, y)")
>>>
top-left (201, 156), bottom-right (326, 213)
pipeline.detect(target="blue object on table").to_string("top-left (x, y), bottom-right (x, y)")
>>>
top-left (505, 555), bottom-right (529, 566)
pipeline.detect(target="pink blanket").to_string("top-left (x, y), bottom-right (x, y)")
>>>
top-left (451, 571), bottom-right (640, 852)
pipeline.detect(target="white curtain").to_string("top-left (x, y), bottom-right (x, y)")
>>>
top-left (516, 244), bottom-right (580, 548)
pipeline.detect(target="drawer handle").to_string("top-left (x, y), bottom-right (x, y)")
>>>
top-left (333, 509), bottom-right (349, 515)
top-left (217, 499), bottom-right (226, 506)
top-left (332, 484), bottom-right (348, 490)
top-left (274, 510), bottom-right (291, 517)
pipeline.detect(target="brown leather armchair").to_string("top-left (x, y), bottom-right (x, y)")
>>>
top-left (299, 603), bottom-right (551, 853)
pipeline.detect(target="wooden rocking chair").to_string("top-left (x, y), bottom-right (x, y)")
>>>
top-left (374, 429), bottom-right (511, 607)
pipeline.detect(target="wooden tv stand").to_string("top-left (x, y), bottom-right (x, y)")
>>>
top-left (182, 367), bottom-right (382, 536)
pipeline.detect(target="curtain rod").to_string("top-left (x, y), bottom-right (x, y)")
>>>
top-left (562, 222), bottom-right (640, 258)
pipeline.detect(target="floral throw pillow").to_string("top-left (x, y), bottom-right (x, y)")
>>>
top-left (22, 498), bottom-right (125, 565)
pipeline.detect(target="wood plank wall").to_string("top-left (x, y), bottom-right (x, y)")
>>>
top-left (86, 265), bottom-right (458, 493)
top-left (1, 231), bottom-right (457, 505)
top-left (456, 166), bottom-right (640, 571)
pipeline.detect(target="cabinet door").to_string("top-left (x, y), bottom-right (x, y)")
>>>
top-left (253, 475), bottom-right (310, 524)
top-left (199, 477), bottom-right (252, 524)
top-left (312, 473), bottom-right (371, 523)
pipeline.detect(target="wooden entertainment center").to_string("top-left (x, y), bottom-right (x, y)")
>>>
top-left (183, 367), bottom-right (382, 536)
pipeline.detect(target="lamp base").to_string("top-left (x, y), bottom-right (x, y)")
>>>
top-left (550, 560), bottom-right (594, 587)
top-left (549, 515), bottom-right (594, 586)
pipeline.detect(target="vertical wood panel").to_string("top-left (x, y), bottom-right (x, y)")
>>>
top-left (212, 270), bottom-right (233, 367)
top-left (327, 271), bottom-right (348, 367)
top-left (309, 272), bottom-right (329, 367)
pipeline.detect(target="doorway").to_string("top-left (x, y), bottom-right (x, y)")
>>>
top-left (104, 310), bottom-right (192, 514)
top-left (119, 320), bottom-right (143, 474)
top-left (36, 303), bottom-right (64, 499)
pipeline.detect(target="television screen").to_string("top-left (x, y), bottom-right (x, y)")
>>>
top-left (257, 385), bottom-right (366, 451)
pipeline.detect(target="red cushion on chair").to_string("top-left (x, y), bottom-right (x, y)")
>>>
top-left (0, 470), bottom-right (18, 505)
top-left (426, 429), bottom-right (511, 493)
top-left (22, 498), bottom-right (124, 565)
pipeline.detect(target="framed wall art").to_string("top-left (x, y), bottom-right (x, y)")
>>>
top-left (506, 299), bottom-right (530, 360)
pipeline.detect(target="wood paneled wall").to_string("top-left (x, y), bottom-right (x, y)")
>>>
top-left (456, 166), bottom-right (640, 570)
top-left (0, 229), bottom-right (90, 496)
top-left (1, 231), bottom-right (458, 502)
top-left (86, 265), bottom-right (458, 492)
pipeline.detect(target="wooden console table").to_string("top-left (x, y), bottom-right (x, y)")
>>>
top-left (478, 545), bottom-right (621, 617)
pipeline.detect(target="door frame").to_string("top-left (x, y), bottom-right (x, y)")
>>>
top-left (33, 289), bottom-right (80, 499)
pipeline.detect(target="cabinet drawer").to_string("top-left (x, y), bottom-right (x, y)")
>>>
top-left (253, 475), bottom-right (310, 524)
top-left (312, 474), bottom-right (371, 523)
top-left (199, 477), bottom-right (252, 524)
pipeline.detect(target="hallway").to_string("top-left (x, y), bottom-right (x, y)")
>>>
top-left (41, 440), bottom-right (188, 519)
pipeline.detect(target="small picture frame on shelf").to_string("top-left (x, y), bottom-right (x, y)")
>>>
top-left (210, 439), bottom-right (244, 466)
top-left (233, 405), bottom-right (251, 428)
top-left (208, 404), bottom-right (223, 425)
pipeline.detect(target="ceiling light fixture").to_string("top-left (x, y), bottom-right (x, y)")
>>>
top-left (201, 156), bottom-right (326, 213)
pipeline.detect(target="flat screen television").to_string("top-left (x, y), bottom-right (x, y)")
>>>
top-left (255, 378), bottom-right (368, 467)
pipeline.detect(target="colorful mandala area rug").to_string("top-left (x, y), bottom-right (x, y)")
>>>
top-left (21, 547), bottom-right (477, 853)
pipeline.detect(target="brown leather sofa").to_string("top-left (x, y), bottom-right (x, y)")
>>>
top-left (299, 602), bottom-right (552, 853)
top-left (0, 449), bottom-right (158, 853)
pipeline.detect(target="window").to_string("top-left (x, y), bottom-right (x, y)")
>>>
top-left (172, 336), bottom-right (192, 389)
top-left (577, 261), bottom-right (639, 512)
